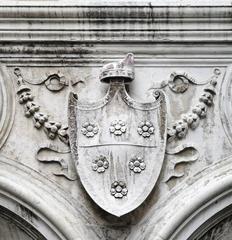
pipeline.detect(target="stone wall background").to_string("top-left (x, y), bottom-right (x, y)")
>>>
top-left (0, 1), bottom-right (232, 239)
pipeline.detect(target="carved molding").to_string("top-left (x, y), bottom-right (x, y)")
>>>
top-left (197, 214), bottom-right (232, 240)
top-left (0, 65), bottom-right (15, 149)
top-left (0, 1), bottom-right (230, 239)
top-left (220, 65), bottom-right (232, 145)
top-left (145, 155), bottom-right (232, 240)
top-left (0, 155), bottom-right (92, 240)
top-left (0, 205), bottom-right (47, 240)
top-left (0, 1), bottom-right (230, 43)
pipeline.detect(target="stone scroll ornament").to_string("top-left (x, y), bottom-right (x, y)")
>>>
top-left (13, 54), bottom-right (219, 215)
top-left (13, 68), bottom-right (78, 181)
top-left (17, 70), bottom-right (83, 92)
top-left (68, 53), bottom-right (167, 217)
top-left (14, 68), bottom-right (69, 145)
top-left (158, 68), bottom-right (220, 183)
top-left (167, 69), bottom-right (219, 143)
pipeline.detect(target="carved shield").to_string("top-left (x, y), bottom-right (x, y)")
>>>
top-left (69, 83), bottom-right (167, 217)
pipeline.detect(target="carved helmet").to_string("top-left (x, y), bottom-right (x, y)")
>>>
top-left (99, 53), bottom-right (135, 83)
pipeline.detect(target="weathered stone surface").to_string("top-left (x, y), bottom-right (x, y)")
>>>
top-left (0, 1), bottom-right (232, 240)
top-left (69, 54), bottom-right (167, 217)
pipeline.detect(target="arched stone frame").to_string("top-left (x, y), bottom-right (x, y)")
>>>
top-left (0, 65), bottom-right (15, 149)
top-left (0, 155), bottom-right (89, 240)
top-left (144, 155), bottom-right (232, 240)
top-left (0, 196), bottom-right (50, 239)
top-left (166, 177), bottom-right (232, 240)
top-left (189, 204), bottom-right (232, 239)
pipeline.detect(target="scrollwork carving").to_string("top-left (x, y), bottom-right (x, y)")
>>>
top-left (16, 69), bottom-right (84, 92)
top-left (164, 144), bottom-right (199, 183)
top-left (36, 144), bottom-right (77, 181)
top-left (14, 68), bottom-right (69, 145)
top-left (44, 72), bottom-right (67, 92)
top-left (150, 71), bottom-right (210, 93)
top-left (168, 72), bottom-right (190, 93)
top-left (167, 69), bottom-right (220, 143)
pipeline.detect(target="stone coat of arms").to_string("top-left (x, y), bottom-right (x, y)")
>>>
top-left (68, 54), bottom-right (167, 216)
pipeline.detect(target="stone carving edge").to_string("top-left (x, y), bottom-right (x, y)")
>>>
top-left (0, 65), bottom-right (15, 149)
top-left (166, 69), bottom-right (220, 143)
top-left (219, 65), bottom-right (232, 146)
top-left (143, 155), bottom-right (232, 240)
top-left (14, 68), bottom-right (69, 145)
top-left (0, 1), bottom-right (229, 43)
top-left (0, 155), bottom-right (92, 240)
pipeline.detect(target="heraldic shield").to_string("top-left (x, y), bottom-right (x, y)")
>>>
top-left (68, 54), bottom-right (167, 217)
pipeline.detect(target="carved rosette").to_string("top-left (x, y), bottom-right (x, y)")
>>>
top-left (137, 121), bottom-right (155, 138)
top-left (92, 155), bottom-right (109, 173)
top-left (81, 122), bottom-right (99, 138)
top-left (69, 53), bottom-right (167, 216)
top-left (110, 181), bottom-right (128, 199)
top-left (129, 156), bottom-right (146, 173)
top-left (109, 120), bottom-right (127, 136)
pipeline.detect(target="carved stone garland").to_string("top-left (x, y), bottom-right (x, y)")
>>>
top-left (14, 66), bottom-right (219, 184)
top-left (166, 69), bottom-right (220, 143)
top-left (14, 68), bottom-right (69, 145)
top-left (14, 67), bottom-right (219, 147)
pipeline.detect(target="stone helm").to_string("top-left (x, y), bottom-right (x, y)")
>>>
top-left (99, 53), bottom-right (135, 83)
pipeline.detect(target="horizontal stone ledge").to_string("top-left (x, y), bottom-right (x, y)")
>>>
top-left (0, 4), bottom-right (229, 43)
top-left (0, 1), bottom-right (230, 43)
top-left (0, 31), bottom-right (231, 43)
top-left (0, 6), bottom-right (231, 19)
top-left (1, 0), bottom-right (232, 7)
top-left (1, 43), bottom-right (232, 57)
top-left (0, 19), bottom-right (231, 31)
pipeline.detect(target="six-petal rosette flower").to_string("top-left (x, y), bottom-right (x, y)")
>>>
top-left (92, 155), bottom-right (109, 173)
top-left (129, 155), bottom-right (146, 173)
top-left (137, 121), bottom-right (155, 138)
top-left (81, 122), bottom-right (99, 138)
top-left (109, 120), bottom-right (127, 136)
top-left (110, 181), bottom-right (128, 198)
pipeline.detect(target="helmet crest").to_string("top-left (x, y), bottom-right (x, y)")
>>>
top-left (99, 53), bottom-right (135, 83)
